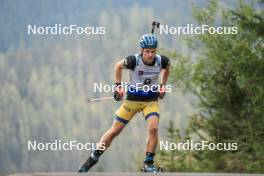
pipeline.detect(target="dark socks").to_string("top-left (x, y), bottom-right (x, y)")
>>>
top-left (144, 152), bottom-right (155, 163)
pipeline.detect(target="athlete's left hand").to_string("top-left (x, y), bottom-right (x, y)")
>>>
top-left (158, 84), bottom-right (166, 99)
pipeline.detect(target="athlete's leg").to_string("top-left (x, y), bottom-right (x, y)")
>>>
top-left (141, 101), bottom-right (160, 172)
top-left (98, 120), bottom-right (126, 149)
top-left (99, 100), bottom-right (139, 150)
top-left (145, 115), bottom-right (159, 153)
top-left (79, 100), bottom-right (138, 172)
top-left (142, 101), bottom-right (160, 154)
top-left (78, 120), bottom-right (126, 172)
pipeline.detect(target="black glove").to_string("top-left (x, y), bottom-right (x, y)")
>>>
top-left (114, 82), bottom-right (124, 101)
top-left (158, 84), bottom-right (166, 99)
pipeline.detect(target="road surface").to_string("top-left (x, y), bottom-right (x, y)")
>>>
top-left (8, 172), bottom-right (264, 176)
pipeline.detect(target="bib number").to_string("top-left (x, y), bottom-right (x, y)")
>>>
top-left (144, 78), bottom-right (151, 85)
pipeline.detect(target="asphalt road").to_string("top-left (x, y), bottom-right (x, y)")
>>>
top-left (8, 172), bottom-right (264, 176)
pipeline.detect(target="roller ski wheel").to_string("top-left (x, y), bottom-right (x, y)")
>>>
top-left (141, 166), bottom-right (164, 172)
top-left (158, 166), bottom-right (164, 172)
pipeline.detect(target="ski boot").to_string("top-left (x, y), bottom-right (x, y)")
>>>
top-left (141, 161), bottom-right (159, 172)
top-left (78, 154), bottom-right (98, 172)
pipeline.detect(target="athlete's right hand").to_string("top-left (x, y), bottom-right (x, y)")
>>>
top-left (114, 82), bottom-right (124, 101)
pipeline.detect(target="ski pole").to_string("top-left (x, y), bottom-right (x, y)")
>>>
top-left (87, 96), bottom-right (114, 102)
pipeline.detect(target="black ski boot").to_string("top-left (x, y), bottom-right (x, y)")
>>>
top-left (78, 154), bottom-right (98, 172)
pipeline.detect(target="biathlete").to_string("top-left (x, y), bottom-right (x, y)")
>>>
top-left (79, 33), bottom-right (170, 172)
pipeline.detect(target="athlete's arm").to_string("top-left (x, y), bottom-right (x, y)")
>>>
top-left (114, 55), bottom-right (136, 83)
top-left (114, 60), bottom-right (125, 83)
top-left (160, 66), bottom-right (170, 85)
top-left (158, 56), bottom-right (170, 99)
top-left (160, 55), bottom-right (170, 85)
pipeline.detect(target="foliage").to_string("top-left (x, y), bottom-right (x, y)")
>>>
top-left (159, 0), bottom-right (264, 173)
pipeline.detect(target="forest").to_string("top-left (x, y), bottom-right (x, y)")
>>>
top-left (0, 0), bottom-right (263, 175)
